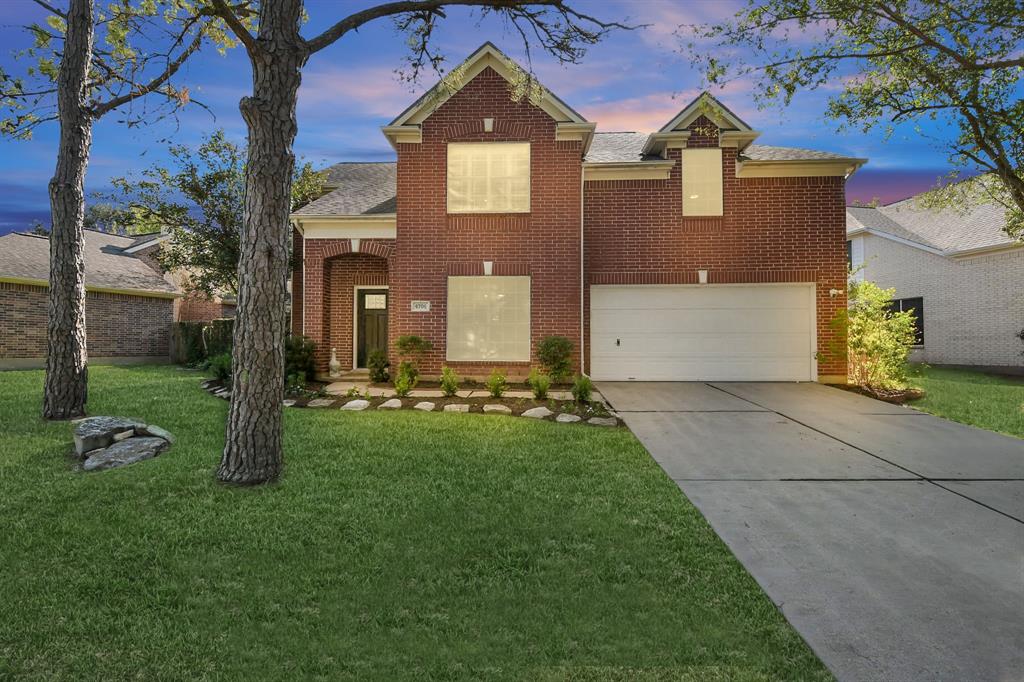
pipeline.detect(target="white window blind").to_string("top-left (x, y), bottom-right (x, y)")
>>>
top-left (681, 148), bottom-right (724, 216)
top-left (446, 276), bottom-right (531, 361)
top-left (447, 142), bottom-right (530, 213)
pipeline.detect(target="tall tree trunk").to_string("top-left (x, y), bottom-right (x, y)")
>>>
top-left (217, 0), bottom-right (308, 484)
top-left (43, 0), bottom-right (94, 420)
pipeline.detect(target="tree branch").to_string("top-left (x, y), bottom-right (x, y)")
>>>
top-left (207, 0), bottom-right (259, 57)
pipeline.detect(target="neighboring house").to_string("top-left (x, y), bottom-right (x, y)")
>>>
top-left (847, 192), bottom-right (1023, 371)
top-left (291, 43), bottom-right (865, 383)
top-left (0, 229), bottom-right (180, 369)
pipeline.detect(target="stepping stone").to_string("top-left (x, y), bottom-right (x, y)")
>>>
top-left (555, 413), bottom-right (581, 423)
top-left (73, 416), bottom-right (144, 456)
top-left (378, 398), bottom-right (403, 409)
top-left (502, 390), bottom-right (534, 399)
top-left (548, 391), bottom-right (574, 401)
top-left (483, 404), bottom-right (512, 414)
top-left (410, 389), bottom-right (444, 398)
top-left (83, 437), bottom-right (169, 472)
top-left (588, 417), bottom-right (618, 427)
top-left (455, 390), bottom-right (476, 398)
top-left (522, 406), bottom-right (553, 419)
top-left (282, 399), bottom-right (296, 407)
top-left (413, 401), bottom-right (435, 411)
top-left (307, 398), bottom-right (335, 408)
top-left (340, 399), bottom-right (370, 411)
top-left (443, 404), bottom-right (469, 413)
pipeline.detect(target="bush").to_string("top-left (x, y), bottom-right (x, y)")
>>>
top-left (440, 366), bottom-right (460, 397)
top-left (830, 279), bottom-right (917, 390)
top-left (285, 373), bottom-right (305, 394)
top-left (285, 335), bottom-right (317, 382)
top-left (486, 368), bottom-right (507, 398)
top-left (537, 336), bottom-right (573, 383)
top-left (393, 362), bottom-right (417, 397)
top-left (367, 349), bottom-right (390, 383)
top-left (208, 352), bottom-right (232, 382)
top-left (571, 374), bottom-right (593, 403)
top-left (528, 368), bottom-right (551, 400)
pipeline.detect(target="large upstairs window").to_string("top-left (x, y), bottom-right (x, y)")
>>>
top-left (447, 142), bottom-right (530, 213)
top-left (681, 148), bottom-right (724, 216)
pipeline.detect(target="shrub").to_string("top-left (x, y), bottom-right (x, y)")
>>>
top-left (393, 362), bottom-right (417, 398)
top-left (284, 335), bottom-right (317, 382)
top-left (830, 279), bottom-right (917, 390)
top-left (486, 368), bottom-right (507, 398)
top-left (537, 336), bottom-right (573, 382)
top-left (208, 352), bottom-right (232, 382)
top-left (367, 349), bottom-right (390, 383)
top-left (528, 368), bottom-right (551, 400)
top-left (440, 366), bottom-right (460, 397)
top-left (571, 374), bottom-right (594, 403)
top-left (285, 373), bottom-right (305, 394)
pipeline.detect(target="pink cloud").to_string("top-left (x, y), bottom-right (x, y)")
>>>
top-left (297, 65), bottom-right (423, 120)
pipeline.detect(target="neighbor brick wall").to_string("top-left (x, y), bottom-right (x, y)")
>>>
top-left (390, 66), bottom-right (583, 377)
top-left (0, 282), bottom-right (173, 360)
top-left (175, 293), bottom-right (236, 322)
top-left (856, 234), bottom-right (1023, 367)
top-left (584, 115), bottom-right (849, 379)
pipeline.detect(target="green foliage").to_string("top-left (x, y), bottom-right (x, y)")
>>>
top-left (682, 0), bottom-right (1024, 241)
top-left (440, 366), bottom-right (460, 397)
top-left (366, 349), bottom-right (390, 383)
top-left (829, 279), bottom-right (917, 390)
top-left (393, 362), bottom-right (418, 398)
top-left (537, 336), bottom-right (573, 382)
top-left (528, 368), bottom-right (551, 400)
top-left (284, 373), bottom-right (306, 395)
top-left (203, 318), bottom-right (234, 358)
top-left (101, 130), bottom-right (325, 299)
top-left (571, 375), bottom-right (594, 403)
top-left (174, 321), bottom-right (206, 365)
top-left (486, 369), bottom-right (508, 398)
top-left (208, 352), bottom-right (232, 382)
top-left (395, 335), bottom-right (433, 360)
top-left (284, 335), bottom-right (317, 382)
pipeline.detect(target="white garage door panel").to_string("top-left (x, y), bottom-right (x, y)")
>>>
top-left (590, 284), bottom-right (815, 381)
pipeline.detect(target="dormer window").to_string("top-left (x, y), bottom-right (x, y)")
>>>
top-left (681, 148), bottom-right (724, 217)
top-left (447, 142), bottom-right (530, 213)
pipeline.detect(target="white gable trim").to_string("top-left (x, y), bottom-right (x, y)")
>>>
top-left (659, 92), bottom-right (753, 133)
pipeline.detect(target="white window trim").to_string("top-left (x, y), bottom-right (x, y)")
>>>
top-left (352, 285), bottom-right (389, 370)
top-left (446, 141), bottom-right (531, 214)
top-left (446, 275), bottom-right (531, 362)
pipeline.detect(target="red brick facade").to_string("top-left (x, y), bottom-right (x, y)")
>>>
top-left (175, 293), bottom-right (236, 322)
top-left (0, 282), bottom-right (173, 363)
top-left (294, 65), bottom-right (849, 381)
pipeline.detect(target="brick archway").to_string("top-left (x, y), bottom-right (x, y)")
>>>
top-left (318, 238), bottom-right (394, 261)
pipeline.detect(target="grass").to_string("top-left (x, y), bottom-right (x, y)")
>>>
top-left (0, 366), bottom-right (830, 681)
top-left (908, 364), bottom-right (1024, 438)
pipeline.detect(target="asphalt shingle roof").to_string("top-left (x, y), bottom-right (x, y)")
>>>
top-left (584, 132), bottom-right (650, 163)
top-left (0, 230), bottom-right (178, 295)
top-left (295, 162), bottom-right (398, 217)
top-left (741, 144), bottom-right (856, 162)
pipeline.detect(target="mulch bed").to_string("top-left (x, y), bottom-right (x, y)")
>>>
top-left (835, 383), bottom-right (925, 404)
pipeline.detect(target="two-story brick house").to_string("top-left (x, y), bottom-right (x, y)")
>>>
top-left (291, 43), bottom-right (863, 383)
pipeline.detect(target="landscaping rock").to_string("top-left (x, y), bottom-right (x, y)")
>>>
top-left (378, 399), bottom-right (403, 409)
top-left (82, 437), bottom-right (169, 472)
top-left (112, 429), bottom-right (135, 442)
top-left (137, 424), bottom-right (175, 444)
top-left (282, 399), bottom-right (296, 407)
top-left (340, 399), bottom-right (370, 411)
top-left (307, 398), bottom-right (335, 408)
top-left (502, 390), bottom-right (535, 399)
top-left (522, 406), bottom-right (553, 419)
top-left (483, 404), bottom-right (512, 414)
top-left (73, 416), bottom-right (144, 456)
top-left (588, 417), bottom-right (618, 427)
top-left (413, 401), bottom-right (435, 411)
top-left (409, 389), bottom-right (444, 398)
top-left (555, 413), bottom-right (581, 423)
top-left (443, 404), bottom-right (469, 413)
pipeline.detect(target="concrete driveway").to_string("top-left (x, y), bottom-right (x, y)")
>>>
top-left (599, 381), bottom-right (1024, 682)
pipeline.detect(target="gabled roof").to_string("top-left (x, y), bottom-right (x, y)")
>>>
top-left (388, 42), bottom-right (589, 128)
top-left (659, 92), bottom-right (753, 133)
top-left (584, 132), bottom-right (862, 165)
top-left (295, 162), bottom-right (397, 217)
top-left (846, 188), bottom-right (1018, 257)
top-left (0, 229), bottom-right (179, 296)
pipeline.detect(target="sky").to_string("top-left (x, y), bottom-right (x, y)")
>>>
top-left (0, 0), bottom-right (971, 234)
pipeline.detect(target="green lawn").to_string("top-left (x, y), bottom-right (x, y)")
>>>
top-left (0, 366), bottom-right (829, 681)
top-left (909, 364), bottom-right (1024, 438)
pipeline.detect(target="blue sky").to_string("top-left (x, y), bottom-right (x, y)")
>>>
top-left (0, 0), bottom-right (968, 234)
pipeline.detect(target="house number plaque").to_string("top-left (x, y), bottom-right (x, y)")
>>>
top-left (410, 300), bottom-right (431, 312)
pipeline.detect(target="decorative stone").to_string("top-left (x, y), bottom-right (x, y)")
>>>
top-left (282, 399), bottom-right (297, 407)
top-left (307, 398), bottom-right (335, 408)
top-left (548, 391), bottom-right (574, 401)
top-left (340, 399), bottom-right (370, 411)
top-left (378, 398), bottom-right (403, 409)
top-left (483, 404), bottom-right (512, 414)
top-left (137, 424), bottom-right (175, 444)
top-left (443, 404), bottom-right (469, 413)
top-left (455, 390), bottom-right (476, 398)
top-left (409, 389), bottom-right (445, 398)
top-left (112, 429), bottom-right (135, 442)
top-left (522, 406), bottom-right (553, 419)
top-left (501, 390), bottom-right (535, 399)
top-left (328, 347), bottom-right (342, 378)
top-left (555, 413), bottom-right (581, 423)
top-left (83, 437), bottom-right (169, 472)
top-left (73, 416), bottom-right (144, 456)
top-left (588, 417), bottom-right (618, 427)
top-left (413, 401), bottom-right (435, 411)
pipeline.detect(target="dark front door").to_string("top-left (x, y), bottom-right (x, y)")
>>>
top-left (357, 289), bottom-right (388, 368)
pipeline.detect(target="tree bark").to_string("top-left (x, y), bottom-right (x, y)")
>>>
top-left (217, 0), bottom-right (308, 484)
top-left (43, 0), bottom-right (94, 420)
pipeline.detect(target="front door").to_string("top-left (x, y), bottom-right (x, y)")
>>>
top-left (356, 289), bottom-right (388, 368)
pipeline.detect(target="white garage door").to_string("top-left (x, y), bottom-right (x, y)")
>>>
top-left (590, 284), bottom-right (816, 381)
